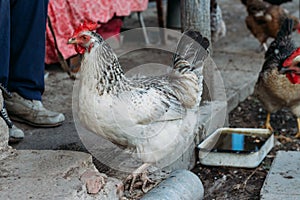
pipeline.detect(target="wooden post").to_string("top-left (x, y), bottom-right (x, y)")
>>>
top-left (181, 0), bottom-right (211, 45)
top-left (181, 0), bottom-right (212, 105)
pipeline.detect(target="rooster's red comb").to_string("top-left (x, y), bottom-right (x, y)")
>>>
top-left (72, 21), bottom-right (98, 37)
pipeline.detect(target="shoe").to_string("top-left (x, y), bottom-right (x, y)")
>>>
top-left (5, 93), bottom-right (65, 127)
top-left (0, 107), bottom-right (24, 142)
top-left (9, 125), bottom-right (25, 143)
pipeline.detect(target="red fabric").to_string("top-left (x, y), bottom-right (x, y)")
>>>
top-left (46, 0), bottom-right (148, 64)
top-left (97, 18), bottom-right (123, 40)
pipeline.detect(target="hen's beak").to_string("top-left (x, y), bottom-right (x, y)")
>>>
top-left (67, 38), bottom-right (77, 44)
top-left (279, 67), bottom-right (292, 74)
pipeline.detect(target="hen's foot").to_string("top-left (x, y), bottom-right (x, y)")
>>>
top-left (295, 132), bottom-right (300, 138)
top-left (124, 163), bottom-right (157, 193)
top-left (263, 123), bottom-right (273, 132)
top-left (275, 135), bottom-right (293, 143)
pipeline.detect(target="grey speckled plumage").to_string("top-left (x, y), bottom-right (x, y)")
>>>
top-left (77, 30), bottom-right (209, 165)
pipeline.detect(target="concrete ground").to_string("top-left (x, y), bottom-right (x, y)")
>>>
top-left (260, 151), bottom-right (300, 200)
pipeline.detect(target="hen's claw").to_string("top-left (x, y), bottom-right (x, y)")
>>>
top-left (124, 172), bottom-right (154, 194)
top-left (124, 163), bottom-right (154, 194)
top-left (275, 135), bottom-right (293, 143)
top-left (124, 173), bottom-right (137, 193)
top-left (264, 123), bottom-right (274, 132)
top-left (141, 171), bottom-right (157, 193)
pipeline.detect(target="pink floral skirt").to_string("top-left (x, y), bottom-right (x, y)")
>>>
top-left (46, 0), bottom-right (148, 64)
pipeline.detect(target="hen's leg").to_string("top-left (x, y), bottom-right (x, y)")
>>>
top-left (295, 118), bottom-right (300, 138)
top-left (265, 113), bottom-right (291, 142)
top-left (262, 43), bottom-right (268, 52)
top-left (125, 163), bottom-right (155, 193)
top-left (264, 112), bottom-right (273, 131)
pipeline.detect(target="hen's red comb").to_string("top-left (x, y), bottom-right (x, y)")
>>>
top-left (296, 23), bottom-right (300, 33)
top-left (72, 21), bottom-right (98, 37)
top-left (283, 47), bottom-right (300, 67)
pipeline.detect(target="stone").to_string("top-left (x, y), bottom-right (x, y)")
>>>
top-left (260, 151), bottom-right (300, 200)
top-left (0, 150), bottom-right (122, 200)
top-left (80, 169), bottom-right (106, 194)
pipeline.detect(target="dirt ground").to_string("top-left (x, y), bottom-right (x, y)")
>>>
top-left (193, 95), bottom-right (300, 200)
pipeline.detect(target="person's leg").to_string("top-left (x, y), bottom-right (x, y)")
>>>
top-left (0, 0), bottom-right (10, 87)
top-left (5, 0), bottom-right (64, 128)
top-left (0, 0), bottom-right (24, 142)
top-left (8, 0), bottom-right (49, 101)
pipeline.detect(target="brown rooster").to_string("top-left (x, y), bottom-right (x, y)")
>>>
top-left (254, 18), bottom-right (300, 139)
top-left (241, 0), bottom-right (300, 51)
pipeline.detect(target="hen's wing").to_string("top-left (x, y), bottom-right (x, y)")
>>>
top-left (125, 30), bottom-right (209, 125)
top-left (125, 77), bottom-right (185, 125)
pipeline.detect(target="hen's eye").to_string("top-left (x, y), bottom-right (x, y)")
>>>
top-left (82, 36), bottom-right (87, 40)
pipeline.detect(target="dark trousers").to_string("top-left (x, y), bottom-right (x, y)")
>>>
top-left (0, 0), bottom-right (48, 101)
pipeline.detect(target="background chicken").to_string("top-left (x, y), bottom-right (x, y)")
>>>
top-left (241, 0), bottom-right (300, 51)
top-left (68, 22), bottom-right (209, 193)
top-left (263, 0), bottom-right (292, 5)
top-left (254, 18), bottom-right (300, 139)
top-left (210, 0), bottom-right (226, 43)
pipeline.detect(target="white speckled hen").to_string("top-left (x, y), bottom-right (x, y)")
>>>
top-left (68, 22), bottom-right (209, 193)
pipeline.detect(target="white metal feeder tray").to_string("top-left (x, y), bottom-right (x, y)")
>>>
top-left (198, 128), bottom-right (274, 168)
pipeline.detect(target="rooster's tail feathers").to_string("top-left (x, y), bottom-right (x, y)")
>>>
top-left (173, 30), bottom-right (209, 74)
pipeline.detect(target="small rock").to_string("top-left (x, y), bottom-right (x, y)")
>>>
top-left (80, 169), bottom-right (106, 194)
top-left (237, 106), bottom-right (242, 112)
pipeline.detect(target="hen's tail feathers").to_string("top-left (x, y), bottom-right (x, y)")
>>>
top-left (277, 18), bottom-right (294, 40)
top-left (265, 18), bottom-right (294, 59)
top-left (261, 18), bottom-right (296, 72)
top-left (173, 30), bottom-right (209, 74)
top-left (241, 0), bottom-right (248, 6)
